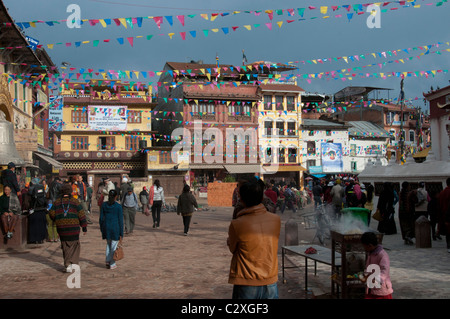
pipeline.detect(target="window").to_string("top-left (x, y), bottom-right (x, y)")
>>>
top-left (275, 95), bottom-right (284, 111)
top-left (287, 122), bottom-right (296, 136)
top-left (72, 109), bottom-right (87, 123)
top-left (127, 110), bottom-right (142, 123)
top-left (263, 95), bottom-right (272, 110)
top-left (22, 84), bottom-right (27, 113)
top-left (350, 144), bottom-right (356, 156)
top-left (306, 159), bottom-right (316, 169)
top-left (386, 112), bottom-right (394, 124)
top-left (306, 141), bottom-right (316, 155)
top-left (160, 151), bottom-right (174, 164)
top-left (98, 136), bottom-right (115, 150)
top-left (278, 147), bottom-right (285, 163)
top-left (228, 104), bottom-right (250, 117)
top-left (286, 96), bottom-right (295, 111)
top-left (308, 130), bottom-right (314, 136)
top-left (264, 121), bottom-right (273, 136)
top-left (265, 147), bottom-right (273, 162)
top-left (276, 121), bottom-right (284, 136)
top-left (288, 148), bottom-right (297, 163)
top-left (71, 136), bottom-right (89, 150)
top-left (351, 161), bottom-right (357, 171)
top-left (125, 136), bottom-right (142, 151)
top-left (326, 130), bottom-right (331, 136)
top-left (409, 130), bottom-right (415, 143)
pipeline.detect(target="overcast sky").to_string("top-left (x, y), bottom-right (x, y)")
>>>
top-left (5, 0), bottom-right (449, 110)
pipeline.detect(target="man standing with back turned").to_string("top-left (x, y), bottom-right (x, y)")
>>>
top-left (227, 177), bottom-right (281, 299)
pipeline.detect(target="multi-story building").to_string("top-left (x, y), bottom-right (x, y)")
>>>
top-left (255, 62), bottom-right (305, 187)
top-left (301, 118), bottom-right (350, 176)
top-left (301, 117), bottom-right (390, 179)
top-left (0, 1), bottom-right (57, 186)
top-left (55, 81), bottom-right (156, 192)
top-left (153, 61), bottom-right (261, 188)
top-left (347, 121), bottom-right (390, 173)
top-left (329, 86), bottom-right (429, 162)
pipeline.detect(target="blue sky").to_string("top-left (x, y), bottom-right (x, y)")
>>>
top-left (5, 0), bottom-right (449, 110)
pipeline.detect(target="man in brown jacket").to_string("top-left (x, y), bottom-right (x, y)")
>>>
top-left (227, 177), bottom-right (281, 299)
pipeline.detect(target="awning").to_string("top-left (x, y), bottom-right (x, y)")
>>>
top-left (189, 164), bottom-right (225, 170)
top-left (263, 165), bottom-right (306, 173)
top-left (223, 164), bottom-right (262, 174)
top-left (34, 153), bottom-right (63, 169)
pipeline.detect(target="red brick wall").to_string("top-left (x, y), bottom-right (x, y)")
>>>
top-left (207, 182), bottom-right (236, 207)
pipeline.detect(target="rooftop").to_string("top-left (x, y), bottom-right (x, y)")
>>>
top-left (348, 121), bottom-right (390, 138)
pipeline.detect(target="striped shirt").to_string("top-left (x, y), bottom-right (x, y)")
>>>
top-left (49, 196), bottom-right (87, 241)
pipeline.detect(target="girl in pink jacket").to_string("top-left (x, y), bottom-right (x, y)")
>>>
top-left (361, 232), bottom-right (394, 299)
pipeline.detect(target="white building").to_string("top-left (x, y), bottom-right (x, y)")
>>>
top-left (347, 121), bottom-right (390, 174)
top-left (301, 119), bottom-right (391, 176)
top-left (301, 119), bottom-right (351, 175)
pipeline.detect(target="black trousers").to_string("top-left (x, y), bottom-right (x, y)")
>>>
top-left (183, 215), bottom-right (192, 233)
top-left (151, 200), bottom-right (162, 226)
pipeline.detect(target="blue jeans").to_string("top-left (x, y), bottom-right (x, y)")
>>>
top-left (106, 239), bottom-right (119, 266)
top-left (232, 283), bottom-right (279, 299)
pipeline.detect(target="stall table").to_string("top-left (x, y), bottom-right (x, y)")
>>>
top-left (282, 244), bottom-right (341, 293)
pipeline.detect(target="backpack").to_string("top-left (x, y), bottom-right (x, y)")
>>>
top-left (416, 189), bottom-right (426, 206)
top-left (31, 184), bottom-right (47, 210)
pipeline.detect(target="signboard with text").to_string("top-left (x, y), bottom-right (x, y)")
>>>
top-left (88, 105), bottom-right (128, 131)
top-left (48, 95), bottom-right (63, 132)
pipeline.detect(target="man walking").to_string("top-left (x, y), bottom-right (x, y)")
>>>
top-left (330, 179), bottom-right (345, 218)
top-left (76, 175), bottom-right (92, 224)
top-left (121, 186), bottom-right (138, 235)
top-left (227, 177), bottom-right (281, 299)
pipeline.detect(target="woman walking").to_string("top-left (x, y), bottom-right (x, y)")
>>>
top-left (177, 185), bottom-right (198, 235)
top-left (99, 189), bottom-right (123, 270)
top-left (48, 183), bottom-right (88, 273)
top-left (150, 180), bottom-right (165, 228)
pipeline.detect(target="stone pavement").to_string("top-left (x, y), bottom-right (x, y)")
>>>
top-left (0, 199), bottom-right (449, 299)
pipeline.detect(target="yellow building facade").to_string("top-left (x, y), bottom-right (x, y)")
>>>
top-left (55, 82), bottom-right (156, 192)
top-left (258, 82), bottom-right (305, 187)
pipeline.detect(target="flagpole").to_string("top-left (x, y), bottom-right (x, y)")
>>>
top-left (400, 79), bottom-right (405, 162)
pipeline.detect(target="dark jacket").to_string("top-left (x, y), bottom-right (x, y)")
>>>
top-left (177, 192), bottom-right (198, 216)
top-left (1, 169), bottom-right (20, 193)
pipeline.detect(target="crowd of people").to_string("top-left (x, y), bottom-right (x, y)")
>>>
top-left (232, 176), bottom-right (375, 220)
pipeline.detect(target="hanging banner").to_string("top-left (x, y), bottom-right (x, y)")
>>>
top-left (321, 143), bottom-right (343, 172)
top-left (48, 95), bottom-right (63, 132)
top-left (88, 105), bottom-right (128, 131)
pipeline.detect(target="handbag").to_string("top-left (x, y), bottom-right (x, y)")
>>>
top-left (97, 194), bottom-right (104, 207)
top-left (372, 209), bottom-right (383, 222)
top-left (113, 238), bottom-right (124, 261)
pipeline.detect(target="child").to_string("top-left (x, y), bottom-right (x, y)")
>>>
top-left (360, 232), bottom-right (393, 299)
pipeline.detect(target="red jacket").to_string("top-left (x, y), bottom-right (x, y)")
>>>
top-left (264, 188), bottom-right (277, 205)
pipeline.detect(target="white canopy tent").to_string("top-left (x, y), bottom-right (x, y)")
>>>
top-left (358, 151), bottom-right (449, 191)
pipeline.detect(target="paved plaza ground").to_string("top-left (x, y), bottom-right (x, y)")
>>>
top-left (0, 199), bottom-right (449, 300)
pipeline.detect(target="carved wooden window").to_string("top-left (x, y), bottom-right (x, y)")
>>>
top-left (72, 109), bottom-right (87, 123)
top-left (71, 136), bottom-right (89, 150)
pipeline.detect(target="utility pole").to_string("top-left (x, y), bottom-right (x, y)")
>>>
top-left (399, 79), bottom-right (405, 162)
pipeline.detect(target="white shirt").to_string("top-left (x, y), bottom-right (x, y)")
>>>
top-left (153, 186), bottom-right (165, 205)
